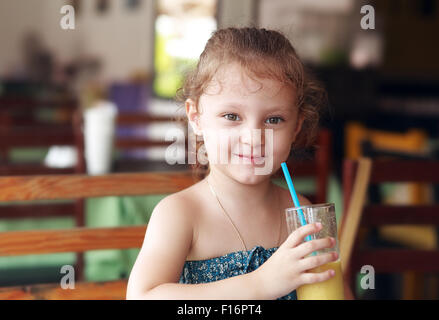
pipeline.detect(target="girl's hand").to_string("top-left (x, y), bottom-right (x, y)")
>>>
top-left (252, 223), bottom-right (338, 299)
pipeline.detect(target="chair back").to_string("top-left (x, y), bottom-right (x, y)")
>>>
top-left (340, 158), bottom-right (439, 298)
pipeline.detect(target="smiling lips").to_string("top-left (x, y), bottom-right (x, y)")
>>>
top-left (237, 154), bottom-right (264, 159)
top-left (234, 153), bottom-right (265, 163)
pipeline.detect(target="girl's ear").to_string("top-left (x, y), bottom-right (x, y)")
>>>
top-left (185, 99), bottom-right (203, 135)
top-left (292, 113), bottom-right (305, 142)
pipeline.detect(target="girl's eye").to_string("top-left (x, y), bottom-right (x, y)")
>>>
top-left (223, 114), bottom-right (240, 121)
top-left (265, 117), bottom-right (284, 125)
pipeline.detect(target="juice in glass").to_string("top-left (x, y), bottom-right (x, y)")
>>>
top-left (296, 259), bottom-right (345, 300)
top-left (285, 203), bottom-right (345, 300)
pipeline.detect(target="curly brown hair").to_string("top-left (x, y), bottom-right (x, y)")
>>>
top-left (174, 27), bottom-right (327, 180)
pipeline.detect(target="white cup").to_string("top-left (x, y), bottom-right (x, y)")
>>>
top-left (83, 101), bottom-right (118, 175)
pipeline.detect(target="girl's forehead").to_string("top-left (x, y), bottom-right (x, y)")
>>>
top-left (205, 63), bottom-right (292, 98)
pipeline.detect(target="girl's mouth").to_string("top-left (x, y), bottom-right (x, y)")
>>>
top-left (233, 153), bottom-right (265, 163)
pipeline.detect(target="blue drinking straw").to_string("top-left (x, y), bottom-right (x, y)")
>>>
top-left (281, 162), bottom-right (312, 243)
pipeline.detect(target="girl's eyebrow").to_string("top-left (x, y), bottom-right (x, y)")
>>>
top-left (267, 106), bottom-right (292, 114)
top-left (219, 102), bottom-right (292, 113)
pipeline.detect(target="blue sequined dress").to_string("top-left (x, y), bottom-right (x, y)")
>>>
top-left (179, 245), bottom-right (297, 300)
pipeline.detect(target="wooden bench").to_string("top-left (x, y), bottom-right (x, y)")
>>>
top-left (0, 171), bottom-right (197, 299)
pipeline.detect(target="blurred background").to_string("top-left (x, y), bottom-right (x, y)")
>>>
top-left (0, 0), bottom-right (438, 299)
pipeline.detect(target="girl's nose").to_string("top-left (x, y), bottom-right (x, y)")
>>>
top-left (239, 127), bottom-right (265, 147)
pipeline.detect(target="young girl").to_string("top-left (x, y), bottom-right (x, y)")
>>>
top-left (127, 27), bottom-right (337, 300)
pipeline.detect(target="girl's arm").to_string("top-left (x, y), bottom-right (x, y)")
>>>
top-left (126, 194), bottom-right (264, 300)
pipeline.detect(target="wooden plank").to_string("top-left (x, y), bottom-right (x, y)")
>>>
top-left (117, 113), bottom-right (177, 125)
top-left (112, 159), bottom-right (191, 173)
top-left (370, 160), bottom-right (439, 183)
top-left (0, 226), bottom-right (146, 256)
top-left (363, 204), bottom-right (439, 226)
top-left (0, 123), bottom-right (73, 131)
top-left (0, 280), bottom-right (127, 300)
top-left (0, 97), bottom-right (77, 110)
top-left (0, 164), bottom-right (75, 176)
top-left (340, 158), bottom-right (372, 272)
top-left (0, 127), bottom-right (75, 147)
top-left (0, 203), bottom-right (75, 219)
top-left (116, 138), bottom-right (176, 149)
top-left (352, 249), bottom-right (439, 273)
top-left (0, 117), bottom-right (72, 127)
top-left (0, 171), bottom-right (196, 201)
top-left (341, 159), bottom-right (357, 232)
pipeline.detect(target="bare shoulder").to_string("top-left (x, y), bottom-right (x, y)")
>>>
top-left (149, 180), bottom-right (204, 228)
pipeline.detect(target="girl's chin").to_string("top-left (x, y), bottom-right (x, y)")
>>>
top-left (224, 167), bottom-right (272, 184)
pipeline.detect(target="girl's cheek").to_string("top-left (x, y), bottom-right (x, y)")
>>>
top-left (272, 132), bottom-right (293, 155)
top-left (201, 130), bottom-right (234, 164)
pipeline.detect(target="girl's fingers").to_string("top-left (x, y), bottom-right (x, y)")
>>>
top-left (297, 252), bottom-right (338, 272)
top-left (284, 223), bottom-right (322, 248)
top-left (300, 269), bottom-right (335, 285)
top-left (294, 237), bottom-right (336, 259)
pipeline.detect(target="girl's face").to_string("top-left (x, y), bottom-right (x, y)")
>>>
top-left (186, 63), bottom-right (304, 185)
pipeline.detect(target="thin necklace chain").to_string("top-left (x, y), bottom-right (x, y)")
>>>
top-left (206, 177), bottom-right (283, 252)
